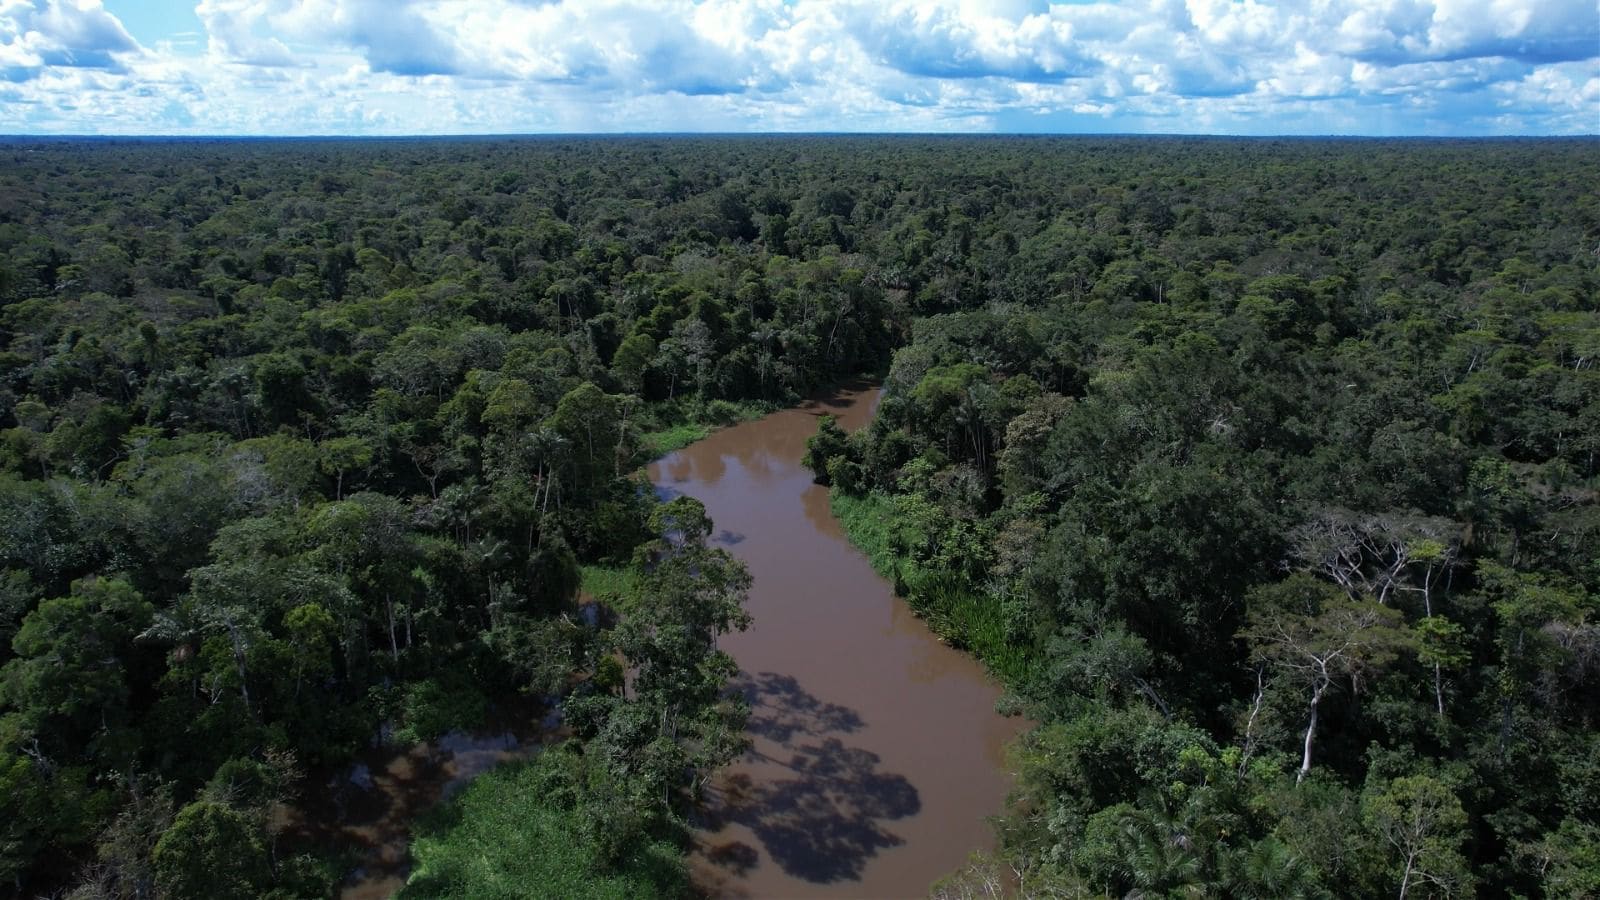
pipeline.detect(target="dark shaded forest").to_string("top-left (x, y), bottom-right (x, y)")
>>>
top-left (0, 135), bottom-right (1595, 898)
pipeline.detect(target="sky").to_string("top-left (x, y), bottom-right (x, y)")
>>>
top-left (0, 0), bottom-right (1595, 135)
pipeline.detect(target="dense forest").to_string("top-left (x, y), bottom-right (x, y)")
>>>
top-left (0, 135), bottom-right (1595, 898)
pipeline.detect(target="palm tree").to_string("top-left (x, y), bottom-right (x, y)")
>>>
top-left (1220, 836), bottom-right (1325, 899)
top-left (1097, 790), bottom-right (1235, 898)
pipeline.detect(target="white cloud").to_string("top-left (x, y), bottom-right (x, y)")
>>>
top-left (1333, 0), bottom-right (1600, 63)
top-left (196, 0), bottom-right (298, 67)
top-left (0, 0), bottom-right (1593, 134)
top-left (848, 2), bottom-right (1097, 81)
top-left (1, 0), bottom-right (141, 79)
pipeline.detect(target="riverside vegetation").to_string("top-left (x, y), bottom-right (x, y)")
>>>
top-left (0, 135), bottom-right (1595, 898)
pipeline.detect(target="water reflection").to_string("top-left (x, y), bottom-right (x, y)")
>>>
top-left (800, 481), bottom-right (844, 539)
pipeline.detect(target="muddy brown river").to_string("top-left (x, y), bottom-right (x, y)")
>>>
top-left (307, 382), bottom-right (1021, 898)
top-left (651, 382), bottom-right (1025, 899)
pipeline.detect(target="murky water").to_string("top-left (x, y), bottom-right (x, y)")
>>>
top-left (300, 383), bottom-right (1019, 898)
top-left (283, 703), bottom-right (561, 900)
top-left (650, 382), bottom-right (1025, 899)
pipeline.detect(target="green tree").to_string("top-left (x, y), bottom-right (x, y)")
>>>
top-left (599, 497), bottom-right (752, 812)
top-left (69, 775), bottom-right (175, 900)
top-left (318, 435), bottom-right (374, 500)
top-left (1361, 775), bottom-right (1473, 899)
top-left (611, 333), bottom-right (657, 395)
top-left (1241, 577), bottom-right (1410, 783)
top-left (1, 577), bottom-right (153, 763)
top-left (548, 382), bottom-right (635, 485)
top-left (151, 800), bottom-right (270, 900)
top-left (0, 750), bottom-right (103, 889)
top-left (1220, 836), bottom-right (1324, 899)
top-left (802, 414), bottom-right (849, 485)
top-left (1414, 616), bottom-right (1468, 718)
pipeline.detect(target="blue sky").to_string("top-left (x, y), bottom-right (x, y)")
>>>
top-left (1, 0), bottom-right (1595, 135)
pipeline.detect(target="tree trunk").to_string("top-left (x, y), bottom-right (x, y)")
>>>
top-left (1298, 686), bottom-right (1324, 784)
top-left (385, 594), bottom-right (399, 661)
top-left (1498, 694), bottom-right (1514, 762)
top-left (1240, 665), bottom-right (1267, 776)
top-left (1133, 675), bottom-right (1171, 720)
top-left (217, 612), bottom-right (255, 716)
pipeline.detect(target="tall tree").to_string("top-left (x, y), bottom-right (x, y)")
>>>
top-left (1241, 576), bottom-right (1410, 783)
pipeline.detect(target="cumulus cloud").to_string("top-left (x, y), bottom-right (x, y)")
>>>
top-left (1332, 0), bottom-right (1600, 64)
top-left (851, 3), bottom-right (1097, 81)
top-left (0, 0), bottom-right (1594, 134)
top-left (276, 0), bottom-right (462, 75)
top-left (0, 0), bottom-right (141, 79)
top-left (450, 1), bottom-right (765, 91)
top-left (196, 0), bottom-right (298, 66)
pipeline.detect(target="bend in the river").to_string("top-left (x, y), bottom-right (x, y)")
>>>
top-left (649, 381), bottom-right (1025, 899)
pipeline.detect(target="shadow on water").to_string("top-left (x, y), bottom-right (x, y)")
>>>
top-left (803, 378), bottom-right (879, 416)
top-left (739, 671), bottom-right (864, 743)
top-left (700, 671), bottom-right (920, 885)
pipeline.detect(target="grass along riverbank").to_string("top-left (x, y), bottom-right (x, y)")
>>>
top-left (829, 490), bottom-right (1033, 686)
top-left (635, 398), bottom-right (774, 464)
top-left (400, 749), bottom-right (686, 899)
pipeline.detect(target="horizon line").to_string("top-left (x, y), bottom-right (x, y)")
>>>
top-left (2, 131), bottom-right (1596, 141)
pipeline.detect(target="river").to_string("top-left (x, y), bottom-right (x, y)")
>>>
top-left (303, 381), bottom-right (1021, 898)
top-left (650, 381), bottom-right (1025, 899)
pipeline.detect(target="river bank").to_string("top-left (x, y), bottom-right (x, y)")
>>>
top-left (649, 380), bottom-right (1025, 898)
top-left (292, 381), bottom-right (1021, 898)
